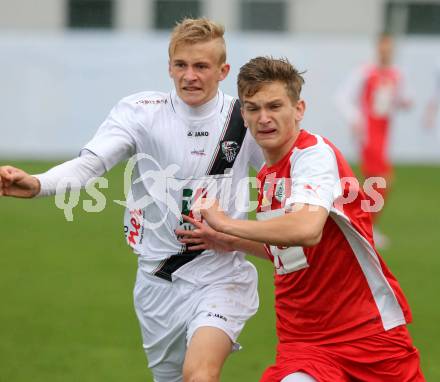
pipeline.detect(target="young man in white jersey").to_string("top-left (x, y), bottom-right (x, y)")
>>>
top-left (178, 57), bottom-right (424, 382)
top-left (0, 19), bottom-right (264, 382)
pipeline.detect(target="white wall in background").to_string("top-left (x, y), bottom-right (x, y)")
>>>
top-left (293, 0), bottom-right (384, 35)
top-left (0, 32), bottom-right (439, 162)
top-left (0, 0), bottom-right (64, 30)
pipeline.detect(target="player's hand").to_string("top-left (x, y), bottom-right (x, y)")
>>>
top-left (191, 197), bottom-right (230, 232)
top-left (0, 166), bottom-right (41, 198)
top-left (175, 214), bottom-right (235, 253)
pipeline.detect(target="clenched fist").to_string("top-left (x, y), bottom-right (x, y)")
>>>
top-left (0, 166), bottom-right (40, 198)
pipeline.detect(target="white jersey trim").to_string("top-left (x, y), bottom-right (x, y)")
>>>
top-left (331, 211), bottom-right (406, 330)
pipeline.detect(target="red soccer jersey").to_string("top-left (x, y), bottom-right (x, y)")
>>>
top-left (360, 65), bottom-right (402, 122)
top-left (360, 65), bottom-right (402, 174)
top-left (256, 129), bottom-right (412, 345)
top-left (336, 64), bottom-right (408, 175)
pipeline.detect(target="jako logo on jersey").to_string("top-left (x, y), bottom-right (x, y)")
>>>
top-left (221, 141), bottom-right (240, 163)
top-left (187, 131), bottom-right (209, 137)
top-left (136, 98), bottom-right (168, 105)
top-left (207, 312), bottom-right (227, 322)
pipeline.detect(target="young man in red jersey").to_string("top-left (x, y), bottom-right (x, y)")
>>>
top-left (177, 56), bottom-right (425, 382)
top-left (336, 33), bottom-right (412, 247)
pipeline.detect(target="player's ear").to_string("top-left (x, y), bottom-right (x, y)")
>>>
top-left (295, 99), bottom-right (306, 122)
top-left (240, 107), bottom-right (249, 128)
top-left (168, 60), bottom-right (172, 77)
top-left (218, 63), bottom-right (230, 81)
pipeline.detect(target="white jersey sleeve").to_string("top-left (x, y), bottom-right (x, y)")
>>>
top-left (82, 96), bottom-right (140, 171)
top-left (33, 93), bottom-right (154, 197)
top-left (285, 139), bottom-right (340, 212)
top-left (335, 66), bottom-right (366, 126)
top-left (34, 152), bottom-right (106, 197)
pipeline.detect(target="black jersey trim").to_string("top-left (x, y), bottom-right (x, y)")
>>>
top-left (153, 98), bottom-right (247, 282)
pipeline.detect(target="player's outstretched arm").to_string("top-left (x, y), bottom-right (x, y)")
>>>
top-left (198, 199), bottom-right (328, 248)
top-left (0, 166), bottom-right (40, 198)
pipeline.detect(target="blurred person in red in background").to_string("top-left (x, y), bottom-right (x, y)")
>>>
top-left (336, 33), bottom-right (412, 248)
top-left (424, 59), bottom-right (440, 132)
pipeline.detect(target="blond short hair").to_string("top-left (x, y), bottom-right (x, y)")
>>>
top-left (168, 18), bottom-right (226, 63)
top-left (238, 56), bottom-right (305, 103)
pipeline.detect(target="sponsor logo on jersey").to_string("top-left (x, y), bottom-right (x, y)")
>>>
top-left (207, 312), bottom-right (227, 322)
top-left (125, 209), bottom-right (144, 247)
top-left (187, 131), bottom-right (209, 137)
top-left (221, 141), bottom-right (240, 163)
top-left (190, 149), bottom-right (206, 156)
top-left (179, 187), bottom-right (207, 227)
top-left (136, 98), bottom-right (168, 105)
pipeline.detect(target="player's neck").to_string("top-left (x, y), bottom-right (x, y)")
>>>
top-left (172, 91), bottom-right (219, 120)
top-left (378, 59), bottom-right (392, 68)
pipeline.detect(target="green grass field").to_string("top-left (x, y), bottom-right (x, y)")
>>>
top-left (0, 161), bottom-right (439, 381)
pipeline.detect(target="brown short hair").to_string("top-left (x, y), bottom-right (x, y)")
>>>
top-left (169, 18), bottom-right (226, 63)
top-left (237, 56), bottom-right (305, 103)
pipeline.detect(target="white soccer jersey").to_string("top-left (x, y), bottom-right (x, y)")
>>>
top-left (83, 90), bottom-right (264, 284)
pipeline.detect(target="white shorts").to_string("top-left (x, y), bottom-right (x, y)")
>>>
top-left (133, 260), bottom-right (259, 382)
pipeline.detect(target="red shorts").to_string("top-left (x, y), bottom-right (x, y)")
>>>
top-left (260, 326), bottom-right (425, 382)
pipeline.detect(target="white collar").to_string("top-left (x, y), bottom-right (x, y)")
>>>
top-left (171, 90), bottom-right (221, 122)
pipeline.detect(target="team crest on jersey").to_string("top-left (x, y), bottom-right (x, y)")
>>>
top-left (275, 178), bottom-right (286, 202)
top-left (221, 141), bottom-right (240, 163)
